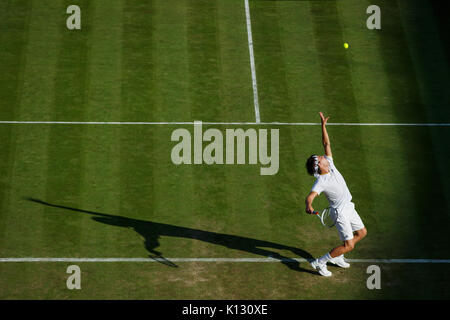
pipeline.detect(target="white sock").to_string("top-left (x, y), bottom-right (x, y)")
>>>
top-left (317, 252), bottom-right (332, 265)
top-left (329, 254), bottom-right (344, 262)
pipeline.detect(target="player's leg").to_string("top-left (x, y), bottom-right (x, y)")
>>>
top-left (352, 227), bottom-right (367, 245)
top-left (331, 228), bottom-right (368, 256)
top-left (330, 207), bottom-right (355, 258)
top-left (330, 239), bottom-right (355, 257)
top-left (310, 208), bottom-right (354, 275)
top-left (330, 203), bottom-right (367, 255)
top-left (311, 240), bottom-right (353, 275)
top-left (310, 204), bottom-right (366, 275)
top-left (329, 209), bottom-right (367, 268)
top-left (328, 227), bottom-right (366, 268)
top-left (326, 206), bottom-right (357, 268)
top-left (348, 203), bottom-right (366, 245)
top-left (329, 228), bottom-right (366, 257)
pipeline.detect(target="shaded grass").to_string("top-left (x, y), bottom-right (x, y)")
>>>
top-left (0, 0), bottom-right (31, 243)
top-left (374, 0), bottom-right (449, 257)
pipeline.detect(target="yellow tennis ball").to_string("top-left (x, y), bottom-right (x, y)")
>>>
top-left (344, 43), bottom-right (349, 49)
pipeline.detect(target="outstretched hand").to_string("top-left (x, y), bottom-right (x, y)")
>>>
top-left (319, 112), bottom-right (330, 126)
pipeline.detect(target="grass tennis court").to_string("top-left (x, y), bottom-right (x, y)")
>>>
top-left (0, 0), bottom-right (449, 299)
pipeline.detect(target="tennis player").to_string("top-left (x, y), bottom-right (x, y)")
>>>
top-left (304, 112), bottom-right (367, 277)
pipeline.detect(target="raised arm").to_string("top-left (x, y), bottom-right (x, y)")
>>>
top-left (319, 112), bottom-right (332, 158)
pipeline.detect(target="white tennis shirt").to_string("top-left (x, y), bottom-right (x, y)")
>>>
top-left (311, 156), bottom-right (352, 211)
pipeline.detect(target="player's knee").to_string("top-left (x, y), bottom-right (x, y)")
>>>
top-left (344, 240), bottom-right (355, 252)
top-left (360, 227), bottom-right (367, 238)
top-left (354, 228), bottom-right (367, 240)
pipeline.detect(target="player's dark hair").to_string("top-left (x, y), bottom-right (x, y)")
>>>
top-left (306, 155), bottom-right (319, 176)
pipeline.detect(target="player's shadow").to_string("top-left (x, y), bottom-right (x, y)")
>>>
top-left (26, 197), bottom-right (317, 274)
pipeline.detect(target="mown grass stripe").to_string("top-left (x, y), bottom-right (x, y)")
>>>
top-left (375, 0), bottom-right (449, 258)
top-left (150, 1), bottom-right (195, 260)
top-left (396, 0), bottom-right (450, 209)
top-left (251, 0), bottom-right (290, 122)
top-left (397, 0), bottom-right (450, 122)
top-left (336, 0), bottom-right (401, 124)
top-left (2, 0), bottom-right (61, 256)
top-left (186, 0), bottom-right (221, 121)
top-left (148, 6), bottom-right (197, 297)
top-left (0, 0), bottom-right (63, 298)
top-left (309, 1), bottom-right (358, 121)
top-left (308, 1), bottom-right (376, 259)
top-left (275, 1), bottom-right (327, 121)
top-left (43, 0), bottom-right (91, 255)
top-left (0, 0), bottom-right (31, 248)
top-left (119, 0), bottom-right (156, 260)
top-left (78, 0), bottom-right (124, 257)
top-left (217, 0), bottom-right (254, 122)
top-left (186, 1), bottom-right (234, 293)
top-left (151, 0), bottom-right (189, 121)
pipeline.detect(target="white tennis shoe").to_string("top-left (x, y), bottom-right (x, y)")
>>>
top-left (328, 255), bottom-right (350, 268)
top-left (311, 259), bottom-right (332, 277)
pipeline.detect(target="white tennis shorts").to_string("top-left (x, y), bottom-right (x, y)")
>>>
top-left (333, 202), bottom-right (365, 241)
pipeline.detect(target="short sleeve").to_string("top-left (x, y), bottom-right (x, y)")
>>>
top-left (311, 179), bottom-right (323, 195)
top-left (325, 155), bottom-right (336, 169)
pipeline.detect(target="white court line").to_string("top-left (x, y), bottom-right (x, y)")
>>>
top-left (0, 258), bottom-right (449, 263)
top-left (0, 121), bottom-right (449, 126)
top-left (244, 0), bottom-right (261, 123)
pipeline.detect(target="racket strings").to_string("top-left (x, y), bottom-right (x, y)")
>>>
top-left (321, 208), bottom-right (337, 227)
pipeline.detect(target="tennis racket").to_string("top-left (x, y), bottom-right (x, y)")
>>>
top-left (312, 207), bottom-right (337, 228)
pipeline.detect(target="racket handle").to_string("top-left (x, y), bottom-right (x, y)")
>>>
top-left (312, 211), bottom-right (319, 215)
